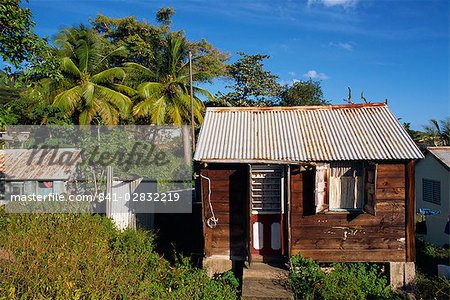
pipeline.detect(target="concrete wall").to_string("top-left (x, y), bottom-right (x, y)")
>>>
top-left (415, 153), bottom-right (450, 246)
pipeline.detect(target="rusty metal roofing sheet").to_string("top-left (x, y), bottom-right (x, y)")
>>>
top-left (3, 148), bottom-right (80, 180)
top-left (427, 147), bottom-right (450, 169)
top-left (194, 103), bottom-right (424, 162)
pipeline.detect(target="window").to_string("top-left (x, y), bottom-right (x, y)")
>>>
top-left (251, 165), bottom-right (283, 212)
top-left (329, 162), bottom-right (364, 211)
top-left (423, 179), bottom-right (440, 205)
top-left (38, 181), bottom-right (53, 197)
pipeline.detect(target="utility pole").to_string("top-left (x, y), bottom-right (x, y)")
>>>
top-left (188, 51), bottom-right (195, 152)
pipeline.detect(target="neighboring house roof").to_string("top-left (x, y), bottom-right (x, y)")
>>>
top-left (427, 147), bottom-right (450, 171)
top-left (3, 148), bottom-right (80, 180)
top-left (194, 103), bottom-right (423, 163)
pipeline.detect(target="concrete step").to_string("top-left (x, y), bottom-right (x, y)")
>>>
top-left (242, 263), bottom-right (294, 300)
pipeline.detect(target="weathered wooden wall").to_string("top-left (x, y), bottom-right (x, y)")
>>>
top-left (290, 163), bottom-right (409, 262)
top-left (201, 164), bottom-right (247, 259)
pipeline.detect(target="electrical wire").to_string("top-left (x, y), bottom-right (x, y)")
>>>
top-left (200, 174), bottom-right (218, 228)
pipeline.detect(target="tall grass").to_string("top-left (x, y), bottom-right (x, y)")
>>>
top-left (0, 209), bottom-right (238, 299)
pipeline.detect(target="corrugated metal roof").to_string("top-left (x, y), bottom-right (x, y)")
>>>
top-left (194, 103), bottom-right (423, 163)
top-left (427, 147), bottom-right (450, 169)
top-left (3, 148), bottom-right (80, 180)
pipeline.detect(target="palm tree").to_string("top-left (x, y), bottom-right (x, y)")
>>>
top-left (125, 33), bottom-right (209, 125)
top-left (37, 27), bottom-right (133, 125)
top-left (423, 118), bottom-right (450, 146)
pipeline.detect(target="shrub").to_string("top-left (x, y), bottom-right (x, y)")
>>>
top-left (416, 238), bottom-right (450, 275)
top-left (413, 271), bottom-right (450, 300)
top-left (0, 208), bottom-right (238, 299)
top-left (320, 263), bottom-right (391, 300)
top-left (289, 255), bottom-right (325, 300)
top-left (289, 255), bottom-right (392, 300)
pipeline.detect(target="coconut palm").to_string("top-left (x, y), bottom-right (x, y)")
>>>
top-left (125, 33), bottom-right (209, 125)
top-left (38, 27), bottom-right (133, 125)
top-left (423, 118), bottom-right (450, 146)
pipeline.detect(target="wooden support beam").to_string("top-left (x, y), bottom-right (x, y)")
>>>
top-left (405, 161), bottom-right (416, 262)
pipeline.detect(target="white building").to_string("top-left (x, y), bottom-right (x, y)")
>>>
top-left (415, 147), bottom-right (450, 247)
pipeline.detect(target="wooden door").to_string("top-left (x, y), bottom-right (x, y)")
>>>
top-left (250, 165), bottom-right (284, 257)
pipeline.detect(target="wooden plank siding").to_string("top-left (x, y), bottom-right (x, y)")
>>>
top-left (290, 163), bottom-right (408, 262)
top-left (201, 164), bottom-right (248, 259)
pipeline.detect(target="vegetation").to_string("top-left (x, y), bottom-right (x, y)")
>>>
top-left (0, 0), bottom-right (39, 68)
top-left (280, 79), bottom-right (329, 106)
top-left (289, 255), bottom-right (392, 300)
top-left (289, 241), bottom-right (450, 300)
top-left (215, 52), bottom-right (281, 106)
top-left (413, 238), bottom-right (450, 300)
top-left (422, 118), bottom-right (450, 146)
top-left (0, 208), bottom-right (238, 299)
top-left (126, 33), bottom-right (208, 125)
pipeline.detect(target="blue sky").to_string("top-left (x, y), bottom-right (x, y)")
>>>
top-left (19, 0), bottom-right (450, 129)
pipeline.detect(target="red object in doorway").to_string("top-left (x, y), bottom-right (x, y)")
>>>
top-left (251, 213), bottom-right (283, 256)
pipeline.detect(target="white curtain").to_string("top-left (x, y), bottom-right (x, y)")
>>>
top-left (329, 162), bottom-right (364, 210)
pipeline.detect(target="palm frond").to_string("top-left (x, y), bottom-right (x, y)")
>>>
top-left (79, 107), bottom-right (95, 125)
top-left (111, 84), bottom-right (136, 97)
top-left (91, 67), bottom-right (126, 84)
top-left (193, 86), bottom-right (215, 100)
top-left (94, 99), bottom-right (119, 125)
top-left (168, 105), bottom-right (183, 126)
top-left (93, 84), bottom-right (131, 114)
top-left (53, 85), bottom-right (83, 114)
top-left (98, 45), bottom-right (127, 65)
top-left (60, 57), bottom-right (82, 78)
top-left (75, 39), bottom-right (90, 73)
top-left (137, 82), bottom-right (163, 99)
top-left (151, 96), bottom-right (167, 125)
top-left (132, 97), bottom-right (154, 117)
top-left (82, 83), bottom-right (95, 107)
top-left (124, 62), bottom-right (156, 80)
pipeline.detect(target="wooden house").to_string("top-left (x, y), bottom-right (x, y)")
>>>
top-left (194, 103), bottom-right (423, 284)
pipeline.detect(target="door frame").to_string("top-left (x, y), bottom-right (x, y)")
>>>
top-left (248, 164), bottom-right (288, 262)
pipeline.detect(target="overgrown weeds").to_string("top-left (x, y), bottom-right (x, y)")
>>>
top-left (0, 208), bottom-right (238, 299)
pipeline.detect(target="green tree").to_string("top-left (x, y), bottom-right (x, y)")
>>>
top-left (90, 13), bottom-right (228, 82)
top-left (0, 0), bottom-right (37, 67)
top-left (216, 52), bottom-right (281, 106)
top-left (156, 7), bottom-right (175, 27)
top-left (35, 27), bottom-right (133, 125)
top-left (280, 79), bottom-right (329, 106)
top-left (423, 118), bottom-right (450, 146)
top-left (0, 0), bottom-right (61, 82)
top-left (126, 33), bottom-right (208, 125)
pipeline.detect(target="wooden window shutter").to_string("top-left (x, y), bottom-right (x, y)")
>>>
top-left (363, 163), bottom-right (377, 215)
top-left (315, 164), bottom-right (328, 213)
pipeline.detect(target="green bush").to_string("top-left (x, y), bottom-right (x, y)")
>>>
top-left (0, 208), bottom-right (238, 299)
top-left (320, 263), bottom-right (391, 300)
top-left (414, 238), bottom-right (450, 300)
top-left (289, 255), bottom-right (325, 300)
top-left (289, 255), bottom-right (392, 300)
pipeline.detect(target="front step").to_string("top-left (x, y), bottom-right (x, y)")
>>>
top-left (242, 263), bottom-right (294, 300)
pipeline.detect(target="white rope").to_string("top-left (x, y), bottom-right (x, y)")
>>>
top-left (200, 174), bottom-right (218, 228)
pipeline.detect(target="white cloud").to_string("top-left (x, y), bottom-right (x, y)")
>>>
top-left (303, 70), bottom-right (329, 80)
top-left (329, 41), bottom-right (355, 51)
top-left (307, 0), bottom-right (358, 8)
top-left (288, 71), bottom-right (297, 77)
